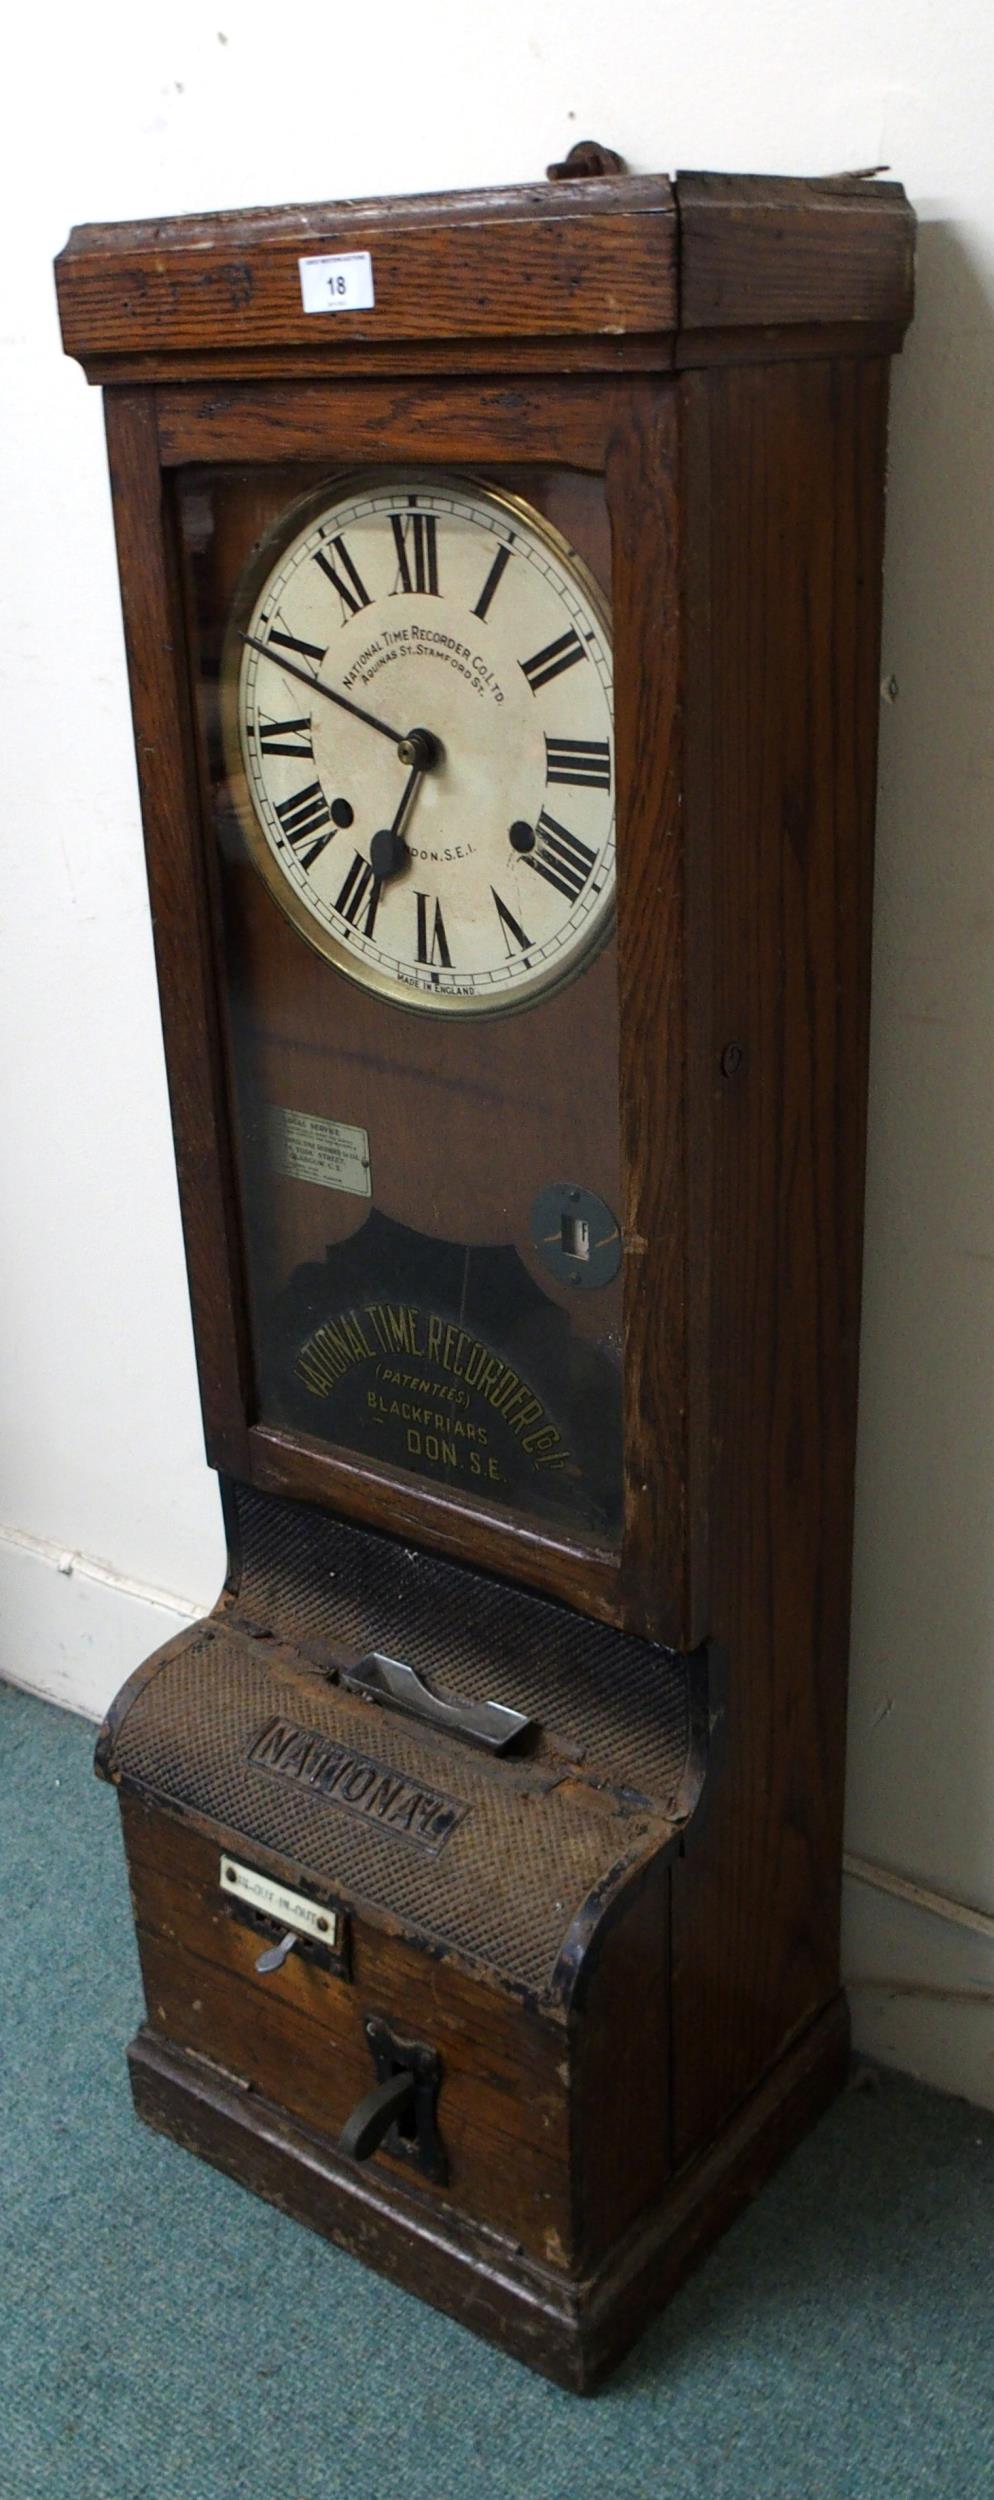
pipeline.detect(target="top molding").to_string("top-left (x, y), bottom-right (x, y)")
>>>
top-left (55, 170), bottom-right (914, 383)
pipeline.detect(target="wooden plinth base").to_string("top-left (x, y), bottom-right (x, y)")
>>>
top-left (128, 1993), bottom-right (849, 2389)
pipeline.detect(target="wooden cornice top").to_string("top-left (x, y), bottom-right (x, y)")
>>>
top-left (55, 170), bottom-right (914, 383)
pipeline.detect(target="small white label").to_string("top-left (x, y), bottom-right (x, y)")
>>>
top-left (220, 1854), bottom-right (339, 1947)
top-left (299, 250), bottom-right (374, 314)
top-left (267, 1105), bottom-right (371, 1198)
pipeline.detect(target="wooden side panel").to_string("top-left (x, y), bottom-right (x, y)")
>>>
top-left (103, 391), bottom-right (251, 1471)
top-left (670, 357), bottom-right (890, 2158)
top-left (676, 174), bottom-right (915, 333)
top-left (571, 1862), bottom-right (670, 2263)
top-left (609, 386), bottom-right (709, 1646)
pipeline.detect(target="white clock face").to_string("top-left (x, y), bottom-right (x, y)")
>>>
top-left (222, 475), bottom-right (614, 1015)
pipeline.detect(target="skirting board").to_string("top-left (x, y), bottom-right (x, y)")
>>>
top-left (843, 1875), bottom-right (994, 2113)
top-left (0, 1523), bottom-right (209, 1719)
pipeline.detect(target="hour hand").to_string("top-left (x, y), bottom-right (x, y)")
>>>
top-left (370, 824), bottom-right (409, 880)
top-left (369, 744), bottom-right (433, 880)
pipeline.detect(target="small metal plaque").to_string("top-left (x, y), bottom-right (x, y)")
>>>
top-left (530, 1181), bottom-right (622, 1289)
top-left (267, 1106), bottom-right (371, 1198)
top-left (220, 1853), bottom-right (339, 1947)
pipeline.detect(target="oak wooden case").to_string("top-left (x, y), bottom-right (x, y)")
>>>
top-left (57, 166), bottom-right (914, 2387)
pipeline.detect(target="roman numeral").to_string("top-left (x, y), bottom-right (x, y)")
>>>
top-left (491, 888), bottom-right (531, 957)
top-left (472, 542), bottom-right (511, 622)
top-left (313, 534), bottom-right (371, 622)
top-left (390, 511), bottom-right (440, 596)
top-left (545, 735), bottom-right (611, 791)
top-left (335, 852), bottom-right (383, 939)
top-left (257, 714), bottom-right (314, 759)
top-left (529, 810), bottom-right (598, 903)
top-left (266, 625), bottom-right (327, 668)
top-left (519, 628), bottom-right (587, 694)
top-left (415, 893), bottom-right (452, 968)
top-left (274, 781), bottom-right (334, 871)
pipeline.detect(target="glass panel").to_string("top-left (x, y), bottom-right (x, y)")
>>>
top-left (179, 458), bottom-right (623, 1547)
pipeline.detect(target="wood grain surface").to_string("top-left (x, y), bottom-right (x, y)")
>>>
top-left (670, 353), bottom-right (891, 2161)
top-left (56, 171), bottom-right (913, 384)
top-left (102, 392), bottom-right (253, 1472)
top-left (121, 1790), bottom-right (669, 2271)
top-left (608, 387), bottom-right (710, 1645)
top-left (155, 376), bottom-right (636, 470)
top-left (56, 175), bottom-right (678, 366)
top-left (676, 173), bottom-right (915, 332)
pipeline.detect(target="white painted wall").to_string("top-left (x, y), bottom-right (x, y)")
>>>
top-left (3, 0), bottom-right (994, 2107)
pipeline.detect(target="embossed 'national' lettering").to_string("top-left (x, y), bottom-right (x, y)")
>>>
top-left (247, 1716), bottom-right (467, 1854)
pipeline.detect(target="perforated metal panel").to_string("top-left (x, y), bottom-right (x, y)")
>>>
top-left (100, 1484), bottom-right (702, 2008)
top-left (226, 1483), bottom-right (695, 1803)
top-left (108, 1629), bottom-right (670, 2001)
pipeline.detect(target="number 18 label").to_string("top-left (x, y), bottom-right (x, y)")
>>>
top-left (298, 250), bottom-right (375, 314)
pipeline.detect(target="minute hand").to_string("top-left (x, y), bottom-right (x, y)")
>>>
top-left (240, 631), bottom-right (408, 751)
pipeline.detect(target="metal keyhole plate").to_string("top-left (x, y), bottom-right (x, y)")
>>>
top-left (530, 1182), bottom-right (621, 1289)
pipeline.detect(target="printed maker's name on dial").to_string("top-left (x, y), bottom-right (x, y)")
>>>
top-left (342, 623), bottom-right (505, 704)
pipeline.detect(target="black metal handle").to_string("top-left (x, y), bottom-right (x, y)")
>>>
top-left (340, 2069), bottom-right (417, 2163)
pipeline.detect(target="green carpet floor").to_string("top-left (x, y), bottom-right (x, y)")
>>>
top-left (2, 1677), bottom-right (992, 2500)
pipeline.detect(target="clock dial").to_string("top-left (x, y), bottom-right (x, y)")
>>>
top-left (223, 476), bottom-right (614, 1015)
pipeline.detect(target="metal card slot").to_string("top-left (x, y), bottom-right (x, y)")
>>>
top-left (342, 1652), bottom-right (535, 1754)
top-left (219, 1854), bottom-right (348, 1975)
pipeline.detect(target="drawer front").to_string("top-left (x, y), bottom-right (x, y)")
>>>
top-left (121, 1795), bottom-right (575, 2267)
